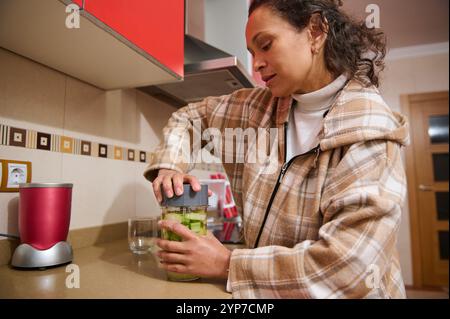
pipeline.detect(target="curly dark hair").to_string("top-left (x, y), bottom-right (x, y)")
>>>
top-left (249, 0), bottom-right (386, 87)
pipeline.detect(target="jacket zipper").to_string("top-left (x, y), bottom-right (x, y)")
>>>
top-left (253, 122), bottom-right (320, 248)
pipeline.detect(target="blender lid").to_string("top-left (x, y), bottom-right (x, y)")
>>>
top-left (161, 184), bottom-right (208, 207)
top-left (19, 183), bottom-right (73, 188)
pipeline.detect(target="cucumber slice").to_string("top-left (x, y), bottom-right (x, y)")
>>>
top-left (189, 222), bottom-right (201, 233)
top-left (181, 216), bottom-right (190, 226)
top-left (185, 212), bottom-right (206, 221)
top-left (163, 213), bottom-right (183, 223)
top-left (162, 211), bottom-right (207, 239)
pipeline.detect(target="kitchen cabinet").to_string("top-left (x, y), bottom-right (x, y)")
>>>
top-left (0, 0), bottom-right (184, 90)
top-left (81, 0), bottom-right (184, 77)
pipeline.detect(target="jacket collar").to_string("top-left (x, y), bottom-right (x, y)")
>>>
top-left (274, 77), bottom-right (352, 126)
top-left (272, 78), bottom-right (409, 149)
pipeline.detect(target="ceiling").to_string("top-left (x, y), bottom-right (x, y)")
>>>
top-left (341, 0), bottom-right (449, 49)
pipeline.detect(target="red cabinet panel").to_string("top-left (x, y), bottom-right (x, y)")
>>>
top-left (83, 0), bottom-right (184, 77)
top-left (71, 0), bottom-right (83, 7)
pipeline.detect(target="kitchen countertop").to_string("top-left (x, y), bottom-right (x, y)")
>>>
top-left (0, 239), bottom-right (233, 299)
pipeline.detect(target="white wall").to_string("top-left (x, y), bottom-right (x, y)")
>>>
top-left (0, 47), bottom-right (177, 237)
top-left (379, 43), bottom-right (449, 285)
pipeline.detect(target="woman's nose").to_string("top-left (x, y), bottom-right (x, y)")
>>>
top-left (252, 55), bottom-right (266, 73)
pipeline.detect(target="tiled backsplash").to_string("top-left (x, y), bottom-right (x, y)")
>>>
top-left (0, 47), bottom-right (226, 240)
top-left (0, 46), bottom-right (173, 237)
top-left (0, 124), bottom-right (152, 163)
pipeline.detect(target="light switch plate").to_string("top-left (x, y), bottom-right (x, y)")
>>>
top-left (0, 159), bottom-right (32, 192)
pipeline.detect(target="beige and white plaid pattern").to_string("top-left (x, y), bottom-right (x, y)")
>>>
top-left (144, 79), bottom-right (409, 299)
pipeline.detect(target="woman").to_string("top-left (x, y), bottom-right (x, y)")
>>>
top-left (144, 0), bottom-right (409, 298)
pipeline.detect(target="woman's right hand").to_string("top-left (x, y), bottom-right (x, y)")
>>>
top-left (152, 169), bottom-right (202, 203)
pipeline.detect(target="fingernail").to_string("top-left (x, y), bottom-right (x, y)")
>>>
top-left (175, 187), bottom-right (182, 195)
top-left (167, 191), bottom-right (173, 198)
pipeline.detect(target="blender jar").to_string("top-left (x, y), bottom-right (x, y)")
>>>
top-left (160, 183), bottom-right (208, 281)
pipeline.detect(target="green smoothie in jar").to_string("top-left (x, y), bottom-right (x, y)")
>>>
top-left (160, 184), bottom-right (208, 281)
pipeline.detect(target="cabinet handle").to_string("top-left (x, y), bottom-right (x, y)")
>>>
top-left (418, 184), bottom-right (433, 191)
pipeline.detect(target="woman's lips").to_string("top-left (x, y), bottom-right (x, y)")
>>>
top-left (262, 74), bottom-right (277, 85)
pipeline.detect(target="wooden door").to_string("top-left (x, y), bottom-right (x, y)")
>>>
top-left (403, 92), bottom-right (449, 288)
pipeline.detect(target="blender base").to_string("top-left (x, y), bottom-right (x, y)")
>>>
top-left (11, 241), bottom-right (73, 269)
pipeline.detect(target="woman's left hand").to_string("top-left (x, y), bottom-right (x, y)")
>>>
top-left (156, 220), bottom-right (231, 279)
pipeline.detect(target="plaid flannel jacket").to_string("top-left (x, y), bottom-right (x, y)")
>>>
top-left (144, 78), bottom-right (409, 299)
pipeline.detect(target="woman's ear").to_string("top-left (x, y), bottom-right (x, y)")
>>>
top-left (308, 13), bottom-right (328, 54)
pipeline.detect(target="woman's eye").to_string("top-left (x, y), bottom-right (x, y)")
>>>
top-left (261, 42), bottom-right (271, 51)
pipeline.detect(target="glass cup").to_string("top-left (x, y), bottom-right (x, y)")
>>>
top-left (128, 216), bottom-right (159, 254)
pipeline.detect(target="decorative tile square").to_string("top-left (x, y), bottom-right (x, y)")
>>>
top-left (98, 143), bottom-right (108, 158)
top-left (37, 132), bottom-right (51, 151)
top-left (114, 147), bottom-right (123, 160)
top-left (139, 151), bottom-right (146, 163)
top-left (9, 127), bottom-right (26, 147)
top-left (81, 141), bottom-right (91, 156)
top-left (60, 136), bottom-right (74, 154)
top-left (127, 149), bottom-right (135, 161)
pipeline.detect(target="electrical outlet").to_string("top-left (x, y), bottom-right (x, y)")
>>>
top-left (0, 159), bottom-right (32, 192)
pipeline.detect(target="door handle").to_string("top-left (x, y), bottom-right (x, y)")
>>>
top-left (418, 184), bottom-right (433, 191)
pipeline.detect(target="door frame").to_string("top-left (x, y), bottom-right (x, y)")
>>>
top-left (401, 91), bottom-right (449, 288)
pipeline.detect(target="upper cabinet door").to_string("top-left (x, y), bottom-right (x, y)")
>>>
top-left (83, 0), bottom-right (184, 77)
top-left (0, 0), bottom-right (184, 90)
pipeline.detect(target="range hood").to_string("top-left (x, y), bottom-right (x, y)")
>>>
top-left (138, 34), bottom-right (256, 108)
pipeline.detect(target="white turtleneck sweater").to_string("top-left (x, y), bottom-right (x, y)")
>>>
top-left (286, 74), bottom-right (348, 162)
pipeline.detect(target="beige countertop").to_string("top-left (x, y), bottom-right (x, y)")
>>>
top-left (0, 239), bottom-right (232, 299)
